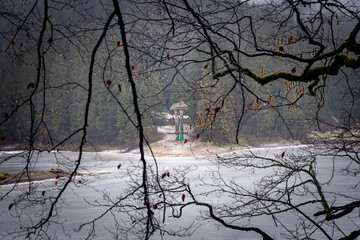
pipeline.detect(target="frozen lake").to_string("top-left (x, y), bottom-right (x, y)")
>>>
top-left (0, 146), bottom-right (359, 239)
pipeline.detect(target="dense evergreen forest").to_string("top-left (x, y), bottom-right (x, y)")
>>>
top-left (0, 1), bottom-right (358, 149)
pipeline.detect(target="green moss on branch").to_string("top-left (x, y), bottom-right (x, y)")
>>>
top-left (213, 54), bottom-right (360, 95)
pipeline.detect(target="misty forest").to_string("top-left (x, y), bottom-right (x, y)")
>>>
top-left (0, 0), bottom-right (359, 239)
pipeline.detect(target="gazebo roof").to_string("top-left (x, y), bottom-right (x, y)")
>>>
top-left (170, 100), bottom-right (188, 111)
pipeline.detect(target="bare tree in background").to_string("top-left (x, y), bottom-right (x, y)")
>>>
top-left (0, 0), bottom-right (359, 239)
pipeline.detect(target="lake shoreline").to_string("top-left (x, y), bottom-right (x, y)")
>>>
top-left (133, 137), bottom-right (297, 157)
top-left (0, 169), bottom-right (74, 186)
top-left (0, 139), bottom-right (301, 185)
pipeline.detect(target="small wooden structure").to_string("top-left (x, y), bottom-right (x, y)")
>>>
top-left (170, 100), bottom-right (188, 140)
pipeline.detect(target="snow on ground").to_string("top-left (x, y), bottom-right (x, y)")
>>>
top-left (137, 125), bottom-right (240, 157)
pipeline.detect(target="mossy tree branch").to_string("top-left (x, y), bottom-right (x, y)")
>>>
top-left (210, 18), bottom-right (360, 96)
top-left (214, 54), bottom-right (360, 96)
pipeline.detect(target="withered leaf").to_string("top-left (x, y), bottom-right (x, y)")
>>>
top-left (8, 203), bottom-right (14, 211)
